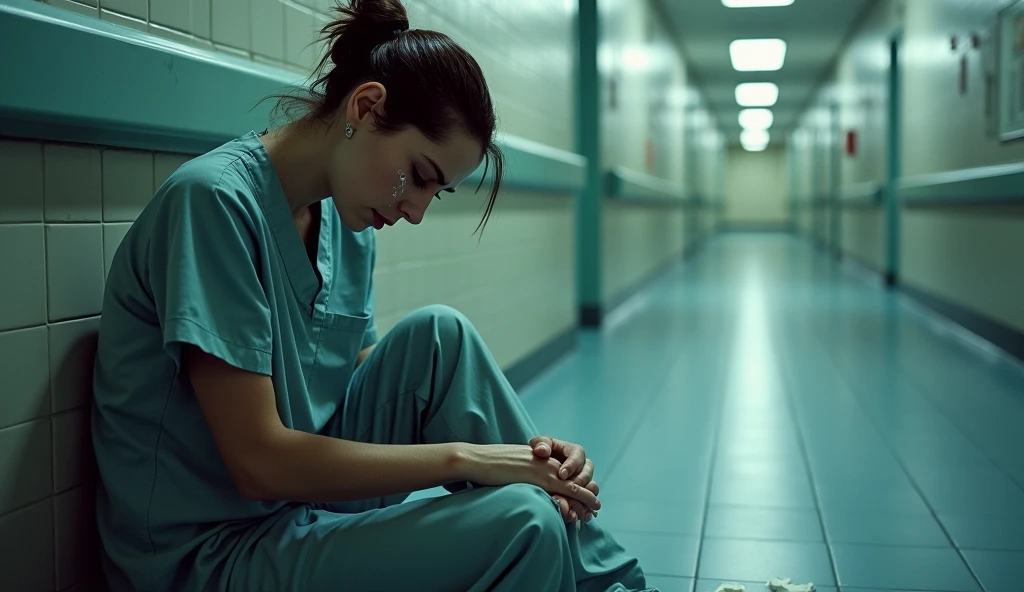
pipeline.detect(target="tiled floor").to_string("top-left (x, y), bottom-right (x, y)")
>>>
top-left (516, 235), bottom-right (1024, 592)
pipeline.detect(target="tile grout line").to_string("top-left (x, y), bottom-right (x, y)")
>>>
top-left (690, 289), bottom-right (732, 591)
top-left (773, 298), bottom-right (843, 591)
top-left (800, 273), bottom-right (989, 592)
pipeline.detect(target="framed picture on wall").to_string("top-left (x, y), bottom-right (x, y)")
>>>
top-left (997, 0), bottom-right (1024, 141)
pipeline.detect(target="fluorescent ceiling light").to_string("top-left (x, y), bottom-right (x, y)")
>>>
top-left (739, 108), bottom-right (774, 129)
top-left (730, 39), bottom-right (787, 71)
top-left (735, 83), bottom-right (779, 107)
top-left (741, 129), bottom-right (770, 151)
top-left (723, 0), bottom-right (794, 7)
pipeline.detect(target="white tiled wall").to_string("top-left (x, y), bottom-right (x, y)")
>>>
top-left (0, 137), bottom-right (190, 590)
top-left (38, 0), bottom-right (577, 151)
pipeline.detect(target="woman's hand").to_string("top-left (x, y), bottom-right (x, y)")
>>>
top-left (529, 436), bottom-right (599, 524)
top-left (457, 444), bottom-right (601, 515)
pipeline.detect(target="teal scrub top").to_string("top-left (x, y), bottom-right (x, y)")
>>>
top-left (91, 131), bottom-right (378, 591)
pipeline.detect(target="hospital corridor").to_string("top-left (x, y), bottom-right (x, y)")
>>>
top-left (2, 0), bottom-right (1024, 590)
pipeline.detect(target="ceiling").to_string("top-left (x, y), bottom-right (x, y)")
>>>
top-left (656, 0), bottom-right (878, 146)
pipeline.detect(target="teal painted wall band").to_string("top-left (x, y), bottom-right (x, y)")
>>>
top-left (575, 0), bottom-right (602, 316)
top-left (0, 0), bottom-right (586, 194)
top-left (898, 161), bottom-right (1024, 204)
top-left (604, 167), bottom-right (687, 204)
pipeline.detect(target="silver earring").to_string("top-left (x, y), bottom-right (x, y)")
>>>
top-left (345, 122), bottom-right (354, 139)
top-left (390, 170), bottom-right (407, 211)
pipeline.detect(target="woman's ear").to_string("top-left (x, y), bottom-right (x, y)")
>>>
top-left (347, 82), bottom-right (388, 131)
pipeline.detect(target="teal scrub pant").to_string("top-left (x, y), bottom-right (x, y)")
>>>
top-left (228, 305), bottom-right (653, 592)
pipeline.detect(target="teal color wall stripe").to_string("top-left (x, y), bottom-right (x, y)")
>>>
top-left (575, 0), bottom-right (602, 324)
top-left (885, 32), bottom-right (903, 285)
top-left (898, 161), bottom-right (1024, 205)
top-left (0, 0), bottom-right (303, 154)
top-left (0, 0), bottom-right (585, 194)
top-left (604, 167), bottom-right (687, 204)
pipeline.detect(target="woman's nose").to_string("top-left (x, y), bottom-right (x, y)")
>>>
top-left (396, 198), bottom-right (427, 225)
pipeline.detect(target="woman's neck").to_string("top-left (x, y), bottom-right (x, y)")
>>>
top-left (258, 118), bottom-right (338, 218)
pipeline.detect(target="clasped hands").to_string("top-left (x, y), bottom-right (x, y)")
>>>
top-left (529, 436), bottom-right (600, 525)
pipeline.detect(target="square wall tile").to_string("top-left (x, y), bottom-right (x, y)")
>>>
top-left (251, 0), bottom-right (285, 61)
top-left (53, 409), bottom-right (95, 493)
top-left (99, 7), bottom-right (147, 31)
top-left (0, 499), bottom-right (55, 592)
top-left (99, 0), bottom-right (146, 19)
top-left (150, 0), bottom-right (190, 32)
top-left (44, 145), bottom-right (101, 222)
top-left (154, 153), bottom-right (193, 188)
top-left (55, 486), bottom-right (101, 590)
top-left (0, 419), bottom-right (53, 514)
top-left (103, 223), bottom-right (132, 278)
top-left (149, 21), bottom-right (194, 45)
top-left (831, 544), bottom-right (979, 591)
top-left (0, 327), bottom-right (49, 429)
top-left (44, 0), bottom-right (100, 16)
top-left (212, 0), bottom-right (251, 51)
top-left (0, 140), bottom-right (43, 222)
top-left (49, 317), bottom-right (101, 414)
top-left (102, 149), bottom-right (153, 221)
top-left (0, 224), bottom-right (46, 331)
top-left (284, 4), bottom-right (321, 70)
top-left (46, 224), bottom-right (104, 321)
top-left (192, 0), bottom-right (212, 39)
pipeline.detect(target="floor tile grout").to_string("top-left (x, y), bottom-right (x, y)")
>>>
top-left (774, 305), bottom-right (844, 590)
top-left (798, 276), bottom-right (990, 592)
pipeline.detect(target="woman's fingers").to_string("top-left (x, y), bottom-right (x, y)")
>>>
top-left (557, 479), bottom-right (600, 512)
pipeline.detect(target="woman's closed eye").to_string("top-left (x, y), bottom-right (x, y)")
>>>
top-left (412, 167), bottom-right (456, 200)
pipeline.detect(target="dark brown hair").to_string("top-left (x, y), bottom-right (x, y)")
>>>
top-left (275, 0), bottom-right (504, 234)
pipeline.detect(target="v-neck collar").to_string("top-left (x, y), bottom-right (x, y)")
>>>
top-left (240, 131), bottom-right (333, 313)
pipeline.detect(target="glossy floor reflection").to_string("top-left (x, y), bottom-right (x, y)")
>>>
top-left (517, 234), bottom-right (1024, 592)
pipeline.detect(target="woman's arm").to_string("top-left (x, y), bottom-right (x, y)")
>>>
top-left (183, 345), bottom-right (463, 503)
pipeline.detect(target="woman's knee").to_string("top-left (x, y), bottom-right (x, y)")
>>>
top-left (394, 304), bottom-right (478, 348)
top-left (489, 484), bottom-right (567, 546)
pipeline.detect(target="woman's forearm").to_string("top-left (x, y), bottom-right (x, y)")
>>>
top-left (244, 428), bottom-right (468, 503)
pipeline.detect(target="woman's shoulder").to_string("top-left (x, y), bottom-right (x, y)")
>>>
top-left (151, 135), bottom-right (268, 228)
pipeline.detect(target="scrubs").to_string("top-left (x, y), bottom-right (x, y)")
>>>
top-left (91, 131), bottom-right (654, 592)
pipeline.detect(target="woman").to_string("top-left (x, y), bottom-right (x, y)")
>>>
top-left (91, 1), bottom-right (654, 590)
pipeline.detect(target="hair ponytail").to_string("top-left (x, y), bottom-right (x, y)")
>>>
top-left (268, 0), bottom-right (505, 235)
top-left (325, 0), bottom-right (409, 70)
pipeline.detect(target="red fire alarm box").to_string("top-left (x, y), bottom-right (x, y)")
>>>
top-left (846, 130), bottom-right (857, 156)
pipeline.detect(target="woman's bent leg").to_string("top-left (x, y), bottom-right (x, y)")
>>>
top-left (314, 305), bottom-right (652, 591)
top-left (230, 484), bottom-right (576, 592)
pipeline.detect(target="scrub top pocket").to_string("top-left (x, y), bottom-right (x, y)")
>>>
top-left (306, 310), bottom-right (370, 429)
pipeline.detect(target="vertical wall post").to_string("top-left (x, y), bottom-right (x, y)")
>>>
top-left (885, 32), bottom-right (903, 287)
top-left (575, 0), bottom-right (603, 326)
top-left (830, 101), bottom-right (843, 259)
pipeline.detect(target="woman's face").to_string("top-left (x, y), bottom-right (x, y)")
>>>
top-left (328, 87), bottom-right (484, 232)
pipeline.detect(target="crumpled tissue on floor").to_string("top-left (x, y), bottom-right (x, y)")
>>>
top-left (766, 577), bottom-right (815, 592)
top-left (714, 584), bottom-right (746, 592)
